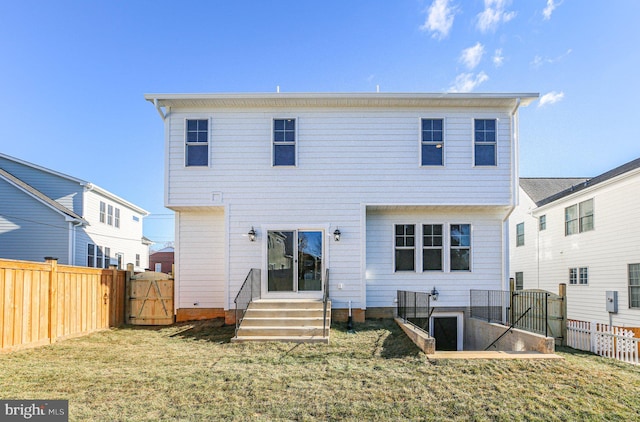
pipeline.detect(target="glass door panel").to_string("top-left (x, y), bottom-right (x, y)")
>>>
top-left (298, 231), bottom-right (323, 291)
top-left (267, 231), bottom-right (295, 292)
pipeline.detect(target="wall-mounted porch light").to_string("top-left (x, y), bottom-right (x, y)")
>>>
top-left (430, 286), bottom-right (439, 301)
top-left (333, 228), bottom-right (341, 242)
top-left (248, 227), bottom-right (256, 242)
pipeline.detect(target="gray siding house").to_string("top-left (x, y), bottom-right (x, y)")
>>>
top-left (0, 153), bottom-right (150, 270)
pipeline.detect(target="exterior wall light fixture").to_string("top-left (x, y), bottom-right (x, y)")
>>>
top-left (333, 228), bottom-right (341, 242)
top-left (248, 227), bottom-right (256, 242)
top-left (430, 286), bottom-right (439, 301)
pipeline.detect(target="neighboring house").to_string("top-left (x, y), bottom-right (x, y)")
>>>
top-left (149, 247), bottom-right (174, 273)
top-left (509, 158), bottom-right (640, 329)
top-left (146, 92), bottom-right (537, 347)
top-left (0, 153), bottom-right (150, 271)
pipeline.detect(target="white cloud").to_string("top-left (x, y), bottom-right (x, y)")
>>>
top-left (493, 48), bottom-right (504, 67)
top-left (538, 91), bottom-right (565, 107)
top-left (531, 48), bottom-right (572, 68)
top-left (477, 0), bottom-right (516, 33)
top-left (449, 72), bottom-right (489, 93)
top-left (543, 0), bottom-right (561, 20)
top-left (421, 0), bottom-right (456, 40)
top-left (459, 42), bottom-right (485, 70)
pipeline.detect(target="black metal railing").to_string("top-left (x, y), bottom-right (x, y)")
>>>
top-left (470, 289), bottom-right (550, 337)
top-left (234, 268), bottom-right (261, 335)
top-left (397, 290), bottom-right (432, 332)
top-left (323, 269), bottom-right (330, 337)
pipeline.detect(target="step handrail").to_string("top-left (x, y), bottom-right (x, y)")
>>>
top-left (323, 269), bottom-right (330, 337)
top-left (234, 268), bottom-right (261, 336)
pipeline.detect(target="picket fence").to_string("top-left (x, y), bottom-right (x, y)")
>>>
top-left (567, 320), bottom-right (639, 365)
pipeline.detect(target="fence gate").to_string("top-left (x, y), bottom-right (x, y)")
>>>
top-left (128, 272), bottom-right (174, 325)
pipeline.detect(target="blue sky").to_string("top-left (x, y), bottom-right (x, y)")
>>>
top-left (1, 0), bottom-right (639, 246)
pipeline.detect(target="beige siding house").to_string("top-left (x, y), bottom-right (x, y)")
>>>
top-left (147, 92), bottom-right (537, 345)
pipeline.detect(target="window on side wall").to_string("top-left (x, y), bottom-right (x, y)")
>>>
top-left (569, 267), bottom-right (588, 285)
top-left (185, 119), bottom-right (209, 166)
top-left (87, 244), bottom-right (95, 268)
top-left (114, 208), bottom-right (120, 228)
top-left (515, 272), bottom-right (524, 290)
top-left (99, 201), bottom-right (106, 223)
top-left (565, 204), bottom-right (578, 235)
top-left (104, 247), bottom-right (111, 269)
top-left (273, 119), bottom-right (296, 166)
top-left (450, 224), bottom-right (471, 271)
top-left (422, 224), bottom-right (443, 271)
top-left (629, 264), bottom-right (640, 309)
top-left (579, 199), bottom-right (594, 232)
top-left (474, 119), bottom-right (496, 166)
top-left (539, 215), bottom-right (546, 231)
top-left (516, 222), bottom-right (525, 247)
top-left (421, 119), bottom-right (444, 166)
top-left (395, 224), bottom-right (415, 272)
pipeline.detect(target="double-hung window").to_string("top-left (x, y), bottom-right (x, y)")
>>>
top-left (107, 205), bottom-right (113, 226)
top-left (99, 202), bottom-right (106, 223)
top-left (474, 119), bottom-right (497, 166)
top-left (104, 247), bottom-right (111, 269)
top-left (185, 119), bottom-right (209, 166)
top-left (515, 272), bottom-right (524, 290)
top-left (114, 208), bottom-right (120, 228)
top-left (422, 224), bottom-right (443, 271)
top-left (629, 264), bottom-right (640, 308)
top-left (421, 119), bottom-right (444, 166)
top-left (395, 224), bottom-right (415, 272)
top-left (565, 199), bottom-right (594, 235)
top-left (273, 119), bottom-right (296, 166)
top-left (87, 244), bottom-right (95, 268)
top-left (450, 224), bottom-right (471, 271)
top-left (539, 215), bottom-right (546, 231)
top-left (516, 222), bottom-right (525, 247)
top-left (579, 199), bottom-right (594, 232)
top-left (96, 247), bottom-right (104, 268)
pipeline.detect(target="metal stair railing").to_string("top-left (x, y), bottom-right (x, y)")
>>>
top-left (233, 268), bottom-right (261, 336)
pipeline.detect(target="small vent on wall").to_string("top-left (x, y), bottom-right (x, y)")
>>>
top-left (212, 192), bottom-right (223, 203)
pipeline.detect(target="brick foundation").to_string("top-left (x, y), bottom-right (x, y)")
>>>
top-left (175, 308), bottom-right (226, 323)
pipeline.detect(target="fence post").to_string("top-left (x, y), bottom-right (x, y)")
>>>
top-left (590, 321), bottom-right (597, 354)
top-left (45, 257), bottom-right (58, 344)
top-left (558, 283), bottom-right (567, 346)
top-left (125, 263), bottom-right (134, 326)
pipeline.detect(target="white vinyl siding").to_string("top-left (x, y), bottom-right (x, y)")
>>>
top-left (176, 210), bottom-right (225, 309)
top-left (510, 173), bottom-right (640, 327)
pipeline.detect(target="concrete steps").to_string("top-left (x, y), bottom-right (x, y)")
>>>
top-left (232, 299), bottom-right (331, 344)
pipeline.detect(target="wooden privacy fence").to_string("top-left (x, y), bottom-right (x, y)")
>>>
top-left (567, 320), bottom-right (639, 365)
top-left (128, 270), bottom-right (174, 325)
top-left (1, 257), bottom-right (126, 352)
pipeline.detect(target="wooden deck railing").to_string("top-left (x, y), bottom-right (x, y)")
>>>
top-left (1, 257), bottom-right (126, 352)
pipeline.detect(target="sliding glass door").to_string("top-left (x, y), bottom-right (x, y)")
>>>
top-left (267, 230), bottom-right (323, 294)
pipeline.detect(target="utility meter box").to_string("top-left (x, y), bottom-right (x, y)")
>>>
top-left (606, 291), bottom-right (618, 313)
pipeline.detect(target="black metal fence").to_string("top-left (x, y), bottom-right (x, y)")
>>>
top-left (234, 268), bottom-right (261, 335)
top-left (470, 289), bottom-right (551, 337)
top-left (397, 290), bottom-right (432, 332)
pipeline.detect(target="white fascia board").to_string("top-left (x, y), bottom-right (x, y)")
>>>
top-left (85, 183), bottom-right (150, 216)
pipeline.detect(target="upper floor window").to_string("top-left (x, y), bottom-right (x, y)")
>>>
top-left (421, 119), bottom-right (444, 166)
top-left (474, 119), bottom-right (497, 166)
top-left (565, 199), bottom-right (594, 236)
top-left (516, 222), bottom-right (525, 247)
top-left (395, 224), bottom-right (415, 272)
top-left (99, 202), bottom-right (106, 223)
top-left (185, 119), bottom-right (209, 166)
top-left (539, 215), bottom-right (546, 231)
top-left (450, 224), bottom-right (471, 271)
top-left (422, 224), bottom-right (443, 271)
top-left (107, 205), bottom-right (113, 226)
top-left (114, 208), bottom-right (120, 228)
top-left (629, 263), bottom-right (640, 309)
top-left (273, 119), bottom-right (296, 166)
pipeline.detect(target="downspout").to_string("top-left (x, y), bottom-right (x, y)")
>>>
top-left (502, 98), bottom-right (522, 290)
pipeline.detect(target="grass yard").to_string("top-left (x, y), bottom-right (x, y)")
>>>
top-left (1, 319), bottom-right (639, 421)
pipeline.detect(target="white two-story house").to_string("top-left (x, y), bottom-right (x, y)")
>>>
top-left (0, 153), bottom-right (150, 271)
top-left (509, 158), bottom-right (640, 330)
top-left (146, 92), bottom-right (537, 344)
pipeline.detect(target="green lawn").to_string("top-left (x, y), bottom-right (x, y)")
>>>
top-left (1, 319), bottom-right (639, 421)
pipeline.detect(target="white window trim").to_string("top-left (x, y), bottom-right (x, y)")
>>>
top-left (184, 117), bottom-right (212, 168)
top-left (472, 118), bottom-right (498, 168)
top-left (569, 267), bottom-right (588, 285)
top-left (419, 117), bottom-right (446, 167)
top-left (450, 223), bottom-right (472, 272)
top-left (429, 311), bottom-right (464, 351)
top-left (422, 223), bottom-right (444, 272)
top-left (272, 117), bottom-right (298, 168)
top-left (393, 223), bottom-right (417, 272)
